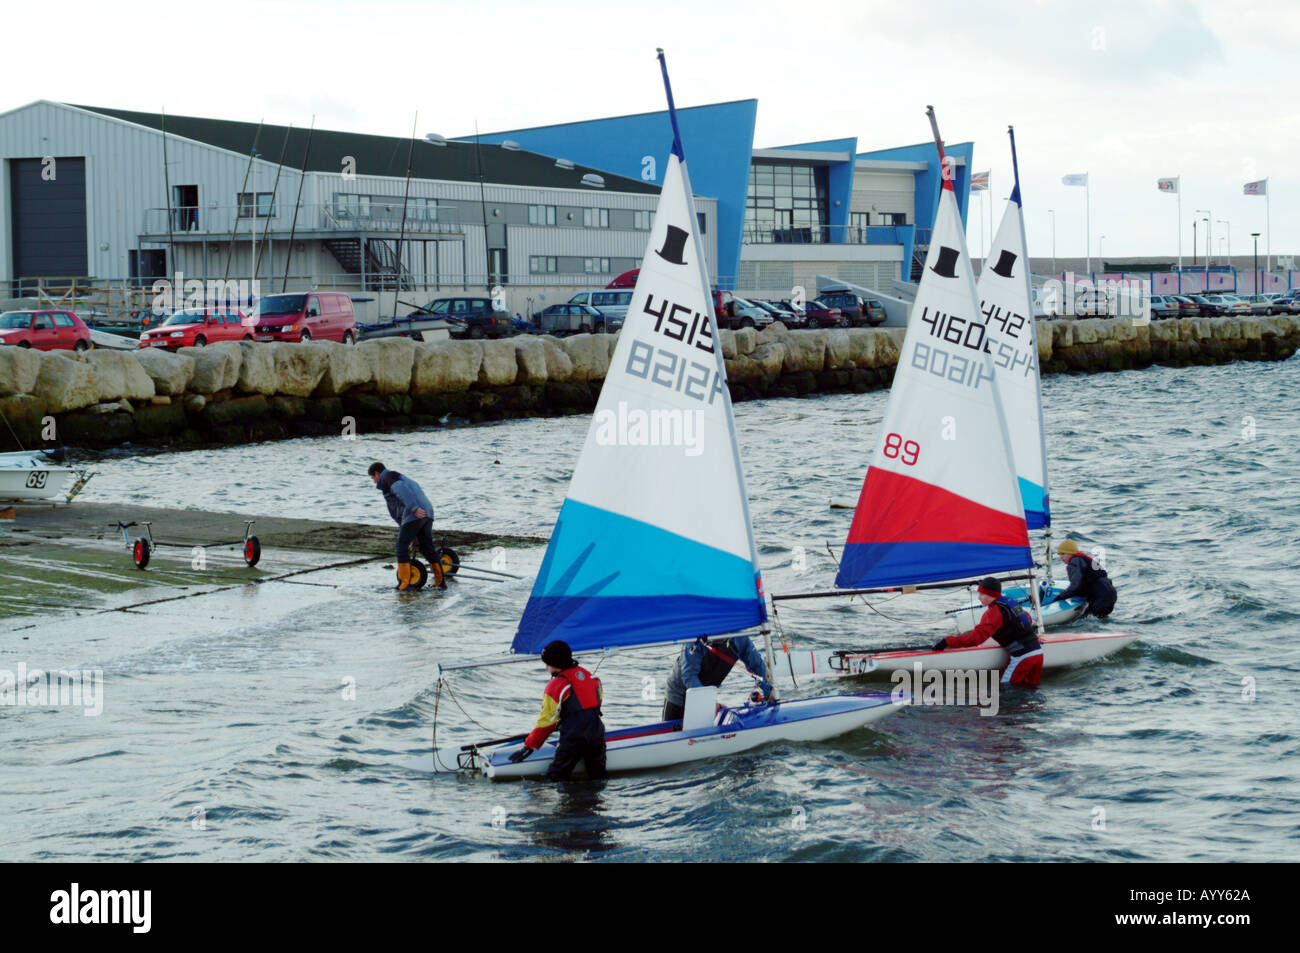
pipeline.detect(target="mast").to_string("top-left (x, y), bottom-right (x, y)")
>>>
top-left (224, 120), bottom-right (263, 282)
top-left (281, 117), bottom-right (315, 293)
top-left (474, 122), bottom-right (491, 295)
top-left (161, 109), bottom-right (174, 289)
top-left (659, 47), bottom-right (774, 675)
top-left (254, 124), bottom-right (293, 284)
top-left (393, 112), bottom-right (418, 321)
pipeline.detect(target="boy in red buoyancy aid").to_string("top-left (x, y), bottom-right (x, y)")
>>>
top-left (508, 640), bottom-right (607, 781)
top-left (931, 577), bottom-right (1044, 687)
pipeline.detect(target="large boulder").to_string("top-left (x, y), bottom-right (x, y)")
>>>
top-left (1034, 320), bottom-right (1053, 363)
top-left (782, 330), bottom-right (827, 374)
top-left (412, 340), bottom-right (482, 394)
top-left (718, 329), bottom-right (737, 360)
top-left (878, 328), bottom-right (906, 366)
top-left (824, 329), bottom-right (851, 369)
top-left (734, 327), bottom-right (759, 356)
top-left (0, 346), bottom-right (41, 397)
top-left (0, 393), bottom-right (48, 447)
top-left (236, 341), bottom-right (278, 395)
top-left (1049, 320), bottom-right (1074, 349)
top-left (271, 342), bottom-right (331, 397)
top-left (1072, 319), bottom-right (1102, 345)
top-left (514, 337), bottom-right (549, 386)
top-left (1210, 317), bottom-right (1243, 341)
top-left (540, 337), bottom-right (573, 382)
top-left (357, 338), bottom-right (416, 395)
top-left (84, 350), bottom-right (155, 402)
top-left (181, 341), bottom-right (241, 394)
top-left (846, 328), bottom-right (881, 368)
top-left (133, 347), bottom-right (194, 395)
top-left (313, 340), bottom-right (372, 396)
top-left (1109, 317), bottom-right (1137, 342)
top-left (478, 338), bottom-right (518, 387)
top-left (32, 352), bottom-right (99, 413)
top-left (748, 342), bottom-right (786, 380)
top-left (560, 333), bottom-right (611, 383)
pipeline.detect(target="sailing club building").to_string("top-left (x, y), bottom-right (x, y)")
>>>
top-left (0, 99), bottom-right (974, 314)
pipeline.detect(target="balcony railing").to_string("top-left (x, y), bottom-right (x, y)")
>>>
top-left (742, 223), bottom-right (915, 246)
top-left (141, 203), bottom-right (464, 238)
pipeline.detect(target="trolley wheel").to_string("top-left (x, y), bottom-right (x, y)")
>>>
top-left (408, 559), bottom-right (429, 590)
top-left (243, 535), bottom-right (262, 567)
top-left (132, 537), bottom-right (151, 569)
top-left (439, 547), bottom-right (460, 577)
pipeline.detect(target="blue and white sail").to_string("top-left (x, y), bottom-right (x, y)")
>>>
top-left (512, 79), bottom-right (765, 655)
top-left (976, 127), bottom-right (1051, 529)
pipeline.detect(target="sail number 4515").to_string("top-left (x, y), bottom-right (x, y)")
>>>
top-left (882, 433), bottom-right (919, 465)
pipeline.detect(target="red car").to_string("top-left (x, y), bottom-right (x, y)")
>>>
top-left (801, 299), bottom-right (847, 329)
top-left (138, 307), bottom-right (253, 350)
top-left (0, 310), bottom-right (92, 351)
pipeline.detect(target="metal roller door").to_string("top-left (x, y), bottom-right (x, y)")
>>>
top-left (10, 157), bottom-right (88, 280)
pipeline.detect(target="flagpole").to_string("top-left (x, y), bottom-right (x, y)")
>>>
top-left (1176, 176), bottom-right (1182, 292)
top-left (1266, 179), bottom-right (1271, 275)
top-left (1085, 173), bottom-right (1091, 276)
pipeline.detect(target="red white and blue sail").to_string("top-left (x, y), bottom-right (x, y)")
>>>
top-left (513, 108), bottom-right (765, 655)
top-left (977, 128), bottom-right (1051, 529)
top-left (836, 122), bottom-right (1032, 589)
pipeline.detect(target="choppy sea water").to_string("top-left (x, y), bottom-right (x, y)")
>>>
top-left (3, 359), bottom-right (1298, 861)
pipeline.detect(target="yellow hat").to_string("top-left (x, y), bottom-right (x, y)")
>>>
top-left (1057, 539), bottom-right (1079, 555)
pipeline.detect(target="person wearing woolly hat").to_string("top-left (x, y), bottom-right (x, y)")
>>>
top-left (508, 640), bottom-right (607, 780)
top-left (931, 576), bottom-right (1045, 687)
top-left (1052, 539), bottom-right (1117, 618)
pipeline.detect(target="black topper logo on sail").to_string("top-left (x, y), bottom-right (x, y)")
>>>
top-left (656, 224), bottom-right (690, 266)
top-left (990, 249), bottom-right (1017, 279)
top-left (930, 245), bottom-right (960, 279)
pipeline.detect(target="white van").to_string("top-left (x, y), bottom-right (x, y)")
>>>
top-left (568, 289), bottom-right (634, 331)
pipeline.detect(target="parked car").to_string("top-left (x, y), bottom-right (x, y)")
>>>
top-left (536, 303), bottom-right (606, 335)
top-left (714, 293), bottom-right (772, 330)
top-left (801, 298), bottom-right (846, 328)
top-left (251, 292), bottom-right (357, 343)
top-left (862, 298), bottom-right (888, 325)
top-left (775, 300), bottom-right (809, 328)
top-left (568, 289), bottom-right (633, 329)
top-left (0, 310), bottom-right (92, 351)
top-left (816, 290), bottom-right (887, 327)
top-left (138, 307), bottom-right (251, 349)
top-left (1243, 293), bottom-right (1278, 315)
top-left (755, 300), bottom-right (798, 325)
top-left (1272, 292), bottom-right (1300, 314)
top-left (1184, 294), bottom-right (1214, 316)
top-left (413, 296), bottom-right (514, 339)
top-left (1148, 295), bottom-right (1182, 320)
top-left (1171, 295), bottom-right (1200, 318)
top-left (1201, 294), bottom-right (1250, 316)
top-left (1073, 290), bottom-right (1111, 317)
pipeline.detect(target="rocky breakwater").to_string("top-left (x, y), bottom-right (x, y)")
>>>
top-left (1, 316), bottom-right (1295, 451)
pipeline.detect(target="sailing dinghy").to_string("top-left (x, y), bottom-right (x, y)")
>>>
top-left (951, 126), bottom-right (1084, 627)
top-left (772, 113), bottom-right (1135, 679)
top-left (427, 52), bottom-right (905, 780)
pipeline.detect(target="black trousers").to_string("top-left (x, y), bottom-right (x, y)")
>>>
top-left (661, 699), bottom-right (685, 721)
top-left (546, 711), bottom-right (607, 781)
top-left (396, 517), bottom-right (439, 565)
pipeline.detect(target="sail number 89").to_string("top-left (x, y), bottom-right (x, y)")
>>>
top-left (883, 433), bottom-right (920, 465)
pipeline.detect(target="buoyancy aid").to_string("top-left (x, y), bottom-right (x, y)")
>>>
top-left (696, 640), bottom-right (740, 687)
top-left (991, 596), bottom-right (1040, 654)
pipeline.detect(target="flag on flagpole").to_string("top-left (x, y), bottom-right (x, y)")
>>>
top-left (970, 170), bottom-right (990, 191)
top-left (1062, 173), bottom-right (1088, 187)
top-left (1158, 177), bottom-right (1179, 193)
top-left (1244, 179), bottom-right (1267, 196)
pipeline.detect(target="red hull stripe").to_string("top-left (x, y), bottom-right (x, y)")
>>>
top-left (846, 467), bottom-right (1029, 547)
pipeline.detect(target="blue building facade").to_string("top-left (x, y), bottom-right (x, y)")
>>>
top-left (465, 103), bottom-right (973, 291)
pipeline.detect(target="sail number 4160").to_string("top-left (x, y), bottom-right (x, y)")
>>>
top-left (883, 433), bottom-right (919, 465)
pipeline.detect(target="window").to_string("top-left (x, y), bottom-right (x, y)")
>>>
top-left (33, 313), bottom-right (53, 330)
top-left (633, 210), bottom-right (653, 230)
top-left (333, 194), bottom-right (436, 222)
top-left (238, 192), bottom-right (276, 218)
top-left (530, 256), bottom-right (558, 274)
top-left (583, 207), bottom-right (609, 228)
top-left (584, 257), bottom-right (611, 274)
top-left (528, 204), bottom-right (556, 226)
top-left (697, 212), bottom-right (706, 235)
top-left (52, 312), bottom-right (75, 328)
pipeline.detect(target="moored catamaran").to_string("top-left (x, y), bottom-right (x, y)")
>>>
top-left (772, 113), bottom-right (1136, 679)
top-left (423, 51), bottom-right (907, 781)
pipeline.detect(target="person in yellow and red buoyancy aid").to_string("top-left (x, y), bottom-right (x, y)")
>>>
top-left (931, 576), bottom-right (1045, 687)
top-left (508, 640), bottom-right (607, 781)
top-left (1051, 539), bottom-right (1117, 618)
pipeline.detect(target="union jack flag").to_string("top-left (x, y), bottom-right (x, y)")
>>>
top-left (970, 170), bottom-right (990, 191)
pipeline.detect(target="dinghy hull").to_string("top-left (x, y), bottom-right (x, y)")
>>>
top-left (429, 693), bottom-right (907, 779)
top-left (778, 631), bottom-right (1139, 679)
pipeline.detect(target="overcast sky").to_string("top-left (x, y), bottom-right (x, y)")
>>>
top-left (7, 0), bottom-right (1293, 264)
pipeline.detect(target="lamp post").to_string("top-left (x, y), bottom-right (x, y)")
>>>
top-left (1099, 235), bottom-right (1106, 269)
top-left (1252, 232), bottom-right (1261, 296)
top-left (1196, 209), bottom-right (1211, 267)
